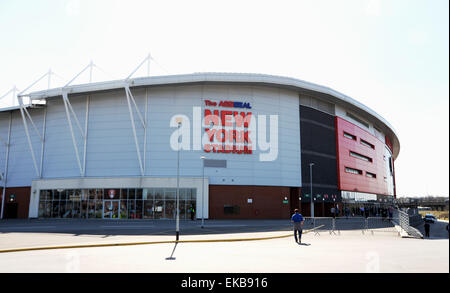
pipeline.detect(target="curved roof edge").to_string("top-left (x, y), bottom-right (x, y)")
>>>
top-left (19, 72), bottom-right (400, 159)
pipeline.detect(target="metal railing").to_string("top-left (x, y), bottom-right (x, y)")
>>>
top-left (392, 209), bottom-right (423, 239)
top-left (302, 216), bottom-right (398, 235)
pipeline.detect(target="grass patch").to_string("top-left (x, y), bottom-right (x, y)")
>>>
top-left (419, 210), bottom-right (449, 221)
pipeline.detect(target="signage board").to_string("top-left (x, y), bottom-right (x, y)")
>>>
top-left (108, 190), bottom-right (115, 199)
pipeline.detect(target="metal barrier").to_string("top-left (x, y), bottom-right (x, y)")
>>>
top-left (302, 216), bottom-right (398, 236)
top-left (392, 209), bottom-right (423, 239)
top-left (363, 217), bottom-right (398, 235)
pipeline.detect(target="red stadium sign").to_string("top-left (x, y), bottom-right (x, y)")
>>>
top-left (203, 100), bottom-right (253, 155)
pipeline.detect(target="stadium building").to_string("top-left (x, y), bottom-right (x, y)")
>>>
top-left (0, 72), bottom-right (399, 220)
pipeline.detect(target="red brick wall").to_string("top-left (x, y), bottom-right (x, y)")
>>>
top-left (0, 187), bottom-right (31, 219)
top-left (209, 185), bottom-right (295, 219)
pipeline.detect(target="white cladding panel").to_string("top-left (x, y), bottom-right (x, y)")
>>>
top-left (3, 84), bottom-right (302, 188)
top-left (43, 98), bottom-right (85, 178)
top-left (0, 112), bottom-right (10, 179)
top-left (6, 109), bottom-right (45, 187)
top-left (85, 89), bottom-right (144, 177)
top-left (145, 85), bottom-right (301, 187)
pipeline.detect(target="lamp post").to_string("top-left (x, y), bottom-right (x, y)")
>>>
top-left (0, 172), bottom-right (4, 220)
top-left (309, 163), bottom-right (314, 219)
top-left (175, 118), bottom-right (182, 241)
top-left (200, 156), bottom-right (206, 228)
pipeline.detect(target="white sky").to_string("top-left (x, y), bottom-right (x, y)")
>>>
top-left (0, 0), bottom-right (448, 197)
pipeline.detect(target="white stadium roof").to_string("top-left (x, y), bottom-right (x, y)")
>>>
top-left (3, 72), bottom-right (400, 158)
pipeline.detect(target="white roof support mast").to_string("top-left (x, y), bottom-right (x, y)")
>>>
top-left (0, 86), bottom-right (20, 107)
top-left (61, 61), bottom-right (96, 177)
top-left (123, 53), bottom-right (152, 176)
top-left (16, 70), bottom-right (55, 178)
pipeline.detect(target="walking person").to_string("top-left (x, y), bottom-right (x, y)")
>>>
top-left (189, 205), bottom-right (195, 221)
top-left (291, 209), bottom-right (304, 244)
top-left (424, 221), bottom-right (430, 238)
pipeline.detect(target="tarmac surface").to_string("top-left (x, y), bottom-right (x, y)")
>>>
top-left (416, 220), bottom-right (449, 239)
top-left (0, 218), bottom-right (448, 273)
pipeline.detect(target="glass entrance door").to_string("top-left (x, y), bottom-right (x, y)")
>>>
top-left (103, 200), bottom-right (120, 219)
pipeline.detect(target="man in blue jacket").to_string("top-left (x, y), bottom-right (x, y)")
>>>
top-left (291, 209), bottom-right (305, 244)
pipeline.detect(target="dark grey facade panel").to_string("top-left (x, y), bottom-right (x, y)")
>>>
top-left (300, 105), bottom-right (339, 201)
top-left (203, 159), bottom-right (227, 168)
top-left (299, 118), bottom-right (335, 131)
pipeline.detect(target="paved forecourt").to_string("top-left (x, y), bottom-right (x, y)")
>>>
top-left (0, 219), bottom-right (448, 273)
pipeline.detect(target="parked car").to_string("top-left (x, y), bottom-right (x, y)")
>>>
top-left (423, 214), bottom-right (437, 223)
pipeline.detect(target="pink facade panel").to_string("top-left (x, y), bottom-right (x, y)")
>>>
top-left (335, 117), bottom-right (390, 195)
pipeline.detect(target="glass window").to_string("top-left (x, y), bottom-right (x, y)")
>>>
top-left (120, 189), bottom-right (128, 200)
top-left (61, 201), bottom-right (71, 218)
top-left (350, 151), bottom-right (373, 162)
top-left (135, 200), bottom-right (143, 219)
top-left (128, 189), bottom-right (136, 199)
top-left (72, 198), bottom-right (81, 218)
top-left (154, 199), bottom-right (163, 219)
top-left (142, 188), bottom-right (150, 200)
top-left (95, 199), bottom-right (103, 218)
top-left (128, 199), bottom-right (136, 219)
top-left (144, 200), bottom-right (154, 219)
top-left (88, 200), bottom-right (96, 218)
top-left (165, 189), bottom-right (176, 200)
top-left (80, 190), bottom-right (88, 201)
top-left (180, 200), bottom-right (187, 220)
top-left (88, 189), bottom-right (97, 200)
top-left (389, 157), bottom-right (393, 175)
top-left (44, 201), bottom-right (52, 218)
top-left (360, 139), bottom-right (375, 149)
top-left (97, 189), bottom-right (104, 200)
top-left (164, 200), bottom-right (176, 219)
top-left (155, 189), bottom-right (163, 200)
top-left (179, 189), bottom-right (187, 200)
top-left (346, 112), bottom-right (370, 129)
top-left (38, 202), bottom-right (46, 217)
top-left (52, 201), bottom-right (60, 218)
top-left (81, 199), bottom-right (88, 218)
top-left (345, 167), bottom-right (363, 175)
top-left (366, 172), bottom-right (376, 178)
top-left (37, 186), bottom-right (198, 220)
top-left (39, 190), bottom-right (50, 201)
top-left (120, 200), bottom-right (128, 219)
top-left (66, 189), bottom-right (75, 200)
top-left (136, 189), bottom-right (143, 200)
top-left (68, 189), bottom-right (81, 201)
top-left (53, 190), bottom-right (60, 201)
top-left (343, 132), bottom-right (357, 140)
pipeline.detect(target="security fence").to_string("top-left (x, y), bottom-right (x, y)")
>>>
top-left (302, 216), bottom-right (398, 235)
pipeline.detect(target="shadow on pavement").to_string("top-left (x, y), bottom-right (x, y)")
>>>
top-left (0, 219), bottom-right (295, 237)
top-left (416, 221), bottom-right (449, 240)
top-left (0, 217), bottom-right (411, 237)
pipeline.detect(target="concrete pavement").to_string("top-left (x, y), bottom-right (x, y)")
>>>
top-left (0, 218), bottom-right (448, 273)
top-left (0, 229), bottom-right (448, 273)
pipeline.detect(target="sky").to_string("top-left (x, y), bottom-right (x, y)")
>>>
top-left (0, 0), bottom-right (448, 197)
